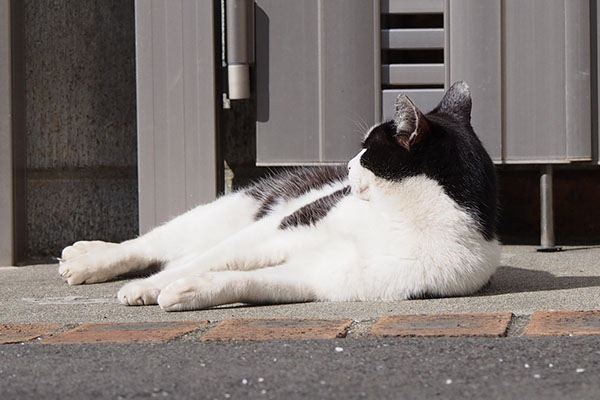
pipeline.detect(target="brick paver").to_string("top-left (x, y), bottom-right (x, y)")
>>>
top-left (4, 310), bottom-right (600, 344)
top-left (0, 323), bottom-right (62, 344)
top-left (201, 318), bottom-right (353, 342)
top-left (523, 310), bottom-right (600, 337)
top-left (369, 313), bottom-right (513, 337)
top-left (41, 321), bottom-right (207, 344)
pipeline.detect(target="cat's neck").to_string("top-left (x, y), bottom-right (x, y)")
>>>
top-left (368, 174), bottom-right (461, 223)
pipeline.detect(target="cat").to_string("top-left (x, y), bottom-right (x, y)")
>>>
top-left (58, 81), bottom-right (500, 311)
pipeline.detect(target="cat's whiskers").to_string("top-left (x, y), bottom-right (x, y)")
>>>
top-left (347, 114), bottom-right (370, 138)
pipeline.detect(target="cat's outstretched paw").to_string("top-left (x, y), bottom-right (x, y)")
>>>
top-left (158, 277), bottom-right (213, 312)
top-left (118, 281), bottom-right (161, 306)
top-left (60, 240), bottom-right (117, 261)
top-left (58, 240), bottom-right (117, 285)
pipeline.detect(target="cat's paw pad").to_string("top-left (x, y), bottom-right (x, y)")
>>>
top-left (60, 240), bottom-right (117, 261)
top-left (158, 277), bottom-right (212, 312)
top-left (58, 260), bottom-right (94, 285)
top-left (118, 281), bottom-right (161, 306)
top-left (58, 241), bottom-right (119, 285)
top-left (58, 256), bottom-right (114, 285)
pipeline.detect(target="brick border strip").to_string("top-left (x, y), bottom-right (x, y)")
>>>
top-left (0, 323), bottom-right (62, 344)
top-left (523, 310), bottom-right (600, 337)
top-left (41, 321), bottom-right (207, 344)
top-left (370, 313), bottom-right (513, 337)
top-left (202, 318), bottom-right (353, 342)
top-left (3, 311), bottom-right (600, 344)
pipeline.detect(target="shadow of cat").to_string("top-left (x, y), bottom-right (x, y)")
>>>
top-left (477, 266), bottom-right (600, 296)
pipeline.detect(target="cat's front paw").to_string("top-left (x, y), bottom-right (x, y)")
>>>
top-left (118, 280), bottom-right (161, 306)
top-left (59, 257), bottom-right (110, 285)
top-left (58, 241), bottom-right (118, 285)
top-left (158, 277), bottom-right (213, 312)
top-left (60, 240), bottom-right (117, 261)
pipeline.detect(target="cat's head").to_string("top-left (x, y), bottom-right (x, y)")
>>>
top-left (348, 81), bottom-right (497, 239)
top-left (348, 81), bottom-right (477, 198)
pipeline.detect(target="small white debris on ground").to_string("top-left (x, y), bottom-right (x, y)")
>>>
top-left (576, 368), bottom-right (585, 373)
top-left (335, 347), bottom-right (344, 352)
top-left (445, 379), bottom-right (453, 385)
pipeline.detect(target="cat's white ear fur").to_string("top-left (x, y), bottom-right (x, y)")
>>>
top-left (393, 94), bottom-right (430, 151)
top-left (436, 81), bottom-right (472, 122)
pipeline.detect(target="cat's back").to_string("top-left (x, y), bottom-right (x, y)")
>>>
top-left (246, 166), bottom-right (349, 220)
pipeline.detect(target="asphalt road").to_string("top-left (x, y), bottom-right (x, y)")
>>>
top-left (2, 336), bottom-right (599, 400)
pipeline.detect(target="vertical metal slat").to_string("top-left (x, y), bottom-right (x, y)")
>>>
top-left (135, 0), bottom-right (219, 233)
top-left (447, 0), bottom-right (502, 162)
top-left (0, 0), bottom-right (13, 264)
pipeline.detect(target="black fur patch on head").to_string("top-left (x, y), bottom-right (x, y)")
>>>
top-left (360, 83), bottom-right (497, 241)
top-left (246, 166), bottom-right (348, 219)
top-left (279, 186), bottom-right (351, 230)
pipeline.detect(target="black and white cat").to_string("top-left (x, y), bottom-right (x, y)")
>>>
top-left (58, 82), bottom-right (500, 311)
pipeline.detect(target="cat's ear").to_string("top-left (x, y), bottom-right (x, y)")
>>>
top-left (393, 93), bottom-right (430, 151)
top-left (436, 81), bottom-right (472, 122)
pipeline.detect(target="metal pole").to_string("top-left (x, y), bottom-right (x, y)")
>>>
top-left (538, 164), bottom-right (562, 252)
top-left (225, 0), bottom-right (254, 100)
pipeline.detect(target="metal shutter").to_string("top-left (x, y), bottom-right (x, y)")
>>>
top-left (381, 0), bottom-right (445, 120)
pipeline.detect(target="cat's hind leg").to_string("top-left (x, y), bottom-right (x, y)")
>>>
top-left (155, 240), bottom-right (362, 311)
top-left (59, 191), bottom-right (259, 285)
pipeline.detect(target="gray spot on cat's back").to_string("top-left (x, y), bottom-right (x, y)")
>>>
top-left (246, 166), bottom-right (348, 219)
top-left (279, 186), bottom-right (351, 230)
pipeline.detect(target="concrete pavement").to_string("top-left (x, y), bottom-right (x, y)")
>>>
top-left (1, 245), bottom-right (600, 327)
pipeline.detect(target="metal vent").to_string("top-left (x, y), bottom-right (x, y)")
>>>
top-left (381, 0), bottom-right (445, 119)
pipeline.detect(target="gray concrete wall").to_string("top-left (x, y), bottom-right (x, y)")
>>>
top-left (22, 0), bottom-right (137, 261)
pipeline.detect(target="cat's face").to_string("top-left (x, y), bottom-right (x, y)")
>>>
top-left (348, 93), bottom-right (430, 200)
top-left (348, 81), bottom-right (473, 200)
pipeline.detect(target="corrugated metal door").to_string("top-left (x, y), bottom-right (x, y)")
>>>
top-left (135, 0), bottom-right (220, 233)
top-left (256, 0), bottom-right (593, 166)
